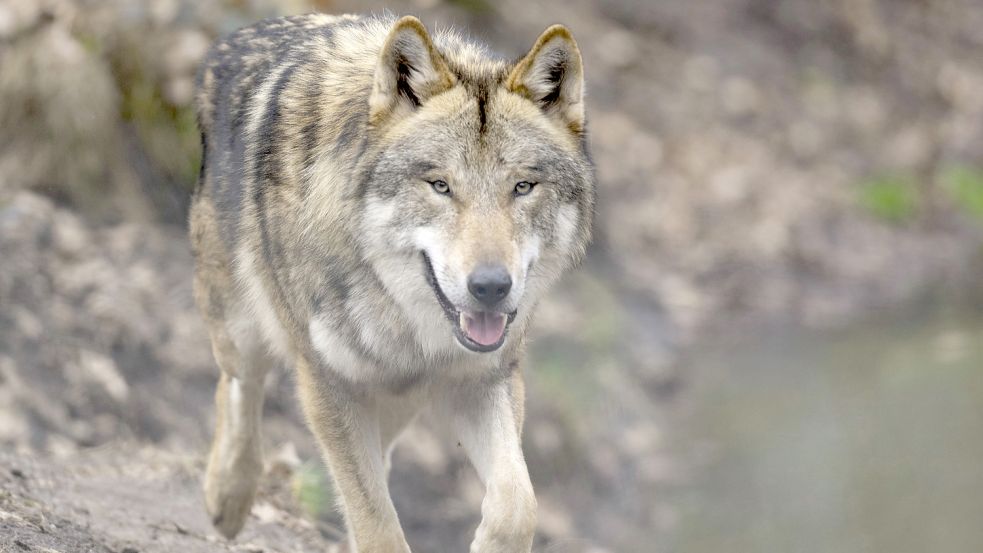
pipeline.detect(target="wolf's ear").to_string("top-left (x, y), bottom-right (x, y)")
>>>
top-left (507, 25), bottom-right (585, 134)
top-left (369, 16), bottom-right (456, 122)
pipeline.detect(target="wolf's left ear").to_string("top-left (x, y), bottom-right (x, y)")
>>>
top-left (369, 16), bottom-right (456, 123)
top-left (507, 25), bottom-right (585, 134)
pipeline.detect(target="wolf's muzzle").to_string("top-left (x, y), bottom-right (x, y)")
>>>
top-left (421, 252), bottom-right (516, 353)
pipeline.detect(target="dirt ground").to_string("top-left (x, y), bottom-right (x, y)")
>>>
top-left (0, 446), bottom-right (338, 553)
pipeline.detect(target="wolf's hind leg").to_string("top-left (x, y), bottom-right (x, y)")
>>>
top-left (195, 262), bottom-right (271, 539)
top-left (202, 320), bottom-right (271, 539)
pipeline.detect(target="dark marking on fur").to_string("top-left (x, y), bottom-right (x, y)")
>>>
top-left (196, 132), bottom-right (207, 193)
top-left (299, 79), bottom-right (322, 173)
top-left (476, 85), bottom-right (488, 134)
top-left (214, 131), bottom-right (246, 247)
top-left (352, 150), bottom-right (384, 201)
top-left (396, 56), bottom-right (422, 107)
top-left (540, 59), bottom-right (566, 106)
top-left (444, 61), bottom-right (508, 136)
top-left (333, 97), bottom-right (369, 158)
top-left (335, 115), bottom-right (363, 154)
top-left (252, 63), bottom-right (301, 317)
top-left (254, 63), bottom-right (300, 189)
top-left (327, 263), bottom-right (352, 305)
top-left (300, 119), bottom-right (320, 170)
top-left (387, 371), bottom-right (425, 395)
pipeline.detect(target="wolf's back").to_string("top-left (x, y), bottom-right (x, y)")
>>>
top-left (193, 14), bottom-right (385, 248)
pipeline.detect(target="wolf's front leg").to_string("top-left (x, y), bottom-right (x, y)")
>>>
top-left (295, 357), bottom-right (410, 553)
top-left (441, 371), bottom-right (537, 553)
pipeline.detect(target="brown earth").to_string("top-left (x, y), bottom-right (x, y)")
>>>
top-left (0, 446), bottom-right (338, 553)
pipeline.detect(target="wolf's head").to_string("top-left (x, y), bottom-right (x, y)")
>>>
top-left (360, 16), bottom-right (594, 354)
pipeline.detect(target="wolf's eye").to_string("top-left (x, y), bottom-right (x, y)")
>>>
top-left (514, 181), bottom-right (537, 196)
top-left (430, 180), bottom-right (451, 195)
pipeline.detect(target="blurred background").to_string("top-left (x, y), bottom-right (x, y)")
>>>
top-left (1, 0), bottom-right (982, 552)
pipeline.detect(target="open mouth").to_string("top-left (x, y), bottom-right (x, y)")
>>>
top-left (421, 252), bottom-right (515, 353)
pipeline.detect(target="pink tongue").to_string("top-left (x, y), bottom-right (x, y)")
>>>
top-left (462, 311), bottom-right (507, 346)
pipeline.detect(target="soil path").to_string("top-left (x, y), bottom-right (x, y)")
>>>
top-left (0, 447), bottom-right (337, 553)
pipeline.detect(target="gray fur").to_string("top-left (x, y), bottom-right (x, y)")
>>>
top-left (190, 13), bottom-right (594, 552)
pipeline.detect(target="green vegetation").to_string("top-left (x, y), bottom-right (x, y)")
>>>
top-left (292, 460), bottom-right (334, 519)
top-left (857, 174), bottom-right (919, 224)
top-left (122, 79), bottom-right (201, 189)
top-left (528, 273), bottom-right (623, 433)
top-left (940, 165), bottom-right (983, 222)
top-left (113, 41), bottom-right (201, 194)
top-left (856, 165), bottom-right (983, 225)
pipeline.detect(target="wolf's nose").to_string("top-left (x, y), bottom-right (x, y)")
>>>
top-left (468, 265), bottom-right (512, 307)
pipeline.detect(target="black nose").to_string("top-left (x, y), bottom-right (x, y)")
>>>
top-left (467, 265), bottom-right (512, 307)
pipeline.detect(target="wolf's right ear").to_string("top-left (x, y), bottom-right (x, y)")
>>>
top-left (369, 16), bottom-right (456, 123)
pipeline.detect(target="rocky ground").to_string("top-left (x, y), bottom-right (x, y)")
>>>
top-left (2, 0), bottom-right (983, 552)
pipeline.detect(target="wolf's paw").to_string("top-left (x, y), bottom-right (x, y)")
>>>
top-left (205, 480), bottom-right (257, 539)
top-left (204, 460), bottom-right (262, 540)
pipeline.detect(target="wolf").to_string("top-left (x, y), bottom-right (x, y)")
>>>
top-left (190, 12), bottom-right (594, 553)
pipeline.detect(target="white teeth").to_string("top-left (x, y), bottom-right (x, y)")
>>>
top-left (459, 312), bottom-right (468, 331)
